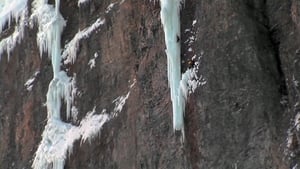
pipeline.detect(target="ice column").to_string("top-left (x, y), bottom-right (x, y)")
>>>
top-left (159, 0), bottom-right (184, 135)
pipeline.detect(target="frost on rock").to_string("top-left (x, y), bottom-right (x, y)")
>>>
top-left (159, 0), bottom-right (184, 134)
top-left (0, 0), bottom-right (28, 59)
top-left (62, 18), bottom-right (105, 64)
top-left (179, 60), bottom-right (203, 116)
top-left (31, 0), bottom-right (76, 168)
top-left (33, 83), bottom-right (134, 169)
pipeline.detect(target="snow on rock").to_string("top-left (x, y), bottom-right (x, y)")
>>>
top-left (33, 80), bottom-right (134, 169)
top-left (105, 3), bottom-right (116, 13)
top-left (81, 80), bottom-right (135, 142)
top-left (24, 71), bottom-right (40, 91)
top-left (64, 1), bottom-right (122, 64)
top-left (112, 92), bottom-right (130, 117)
top-left (179, 59), bottom-right (203, 122)
top-left (88, 52), bottom-right (98, 69)
top-left (80, 107), bottom-right (109, 143)
top-left (62, 18), bottom-right (105, 64)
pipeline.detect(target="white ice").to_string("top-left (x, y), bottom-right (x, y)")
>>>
top-left (0, 0), bottom-right (28, 59)
top-left (31, 1), bottom-right (76, 169)
top-left (159, 0), bottom-right (184, 133)
top-left (0, 0), bottom-right (27, 33)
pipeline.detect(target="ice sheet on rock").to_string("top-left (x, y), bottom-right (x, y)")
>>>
top-left (0, 0), bottom-right (27, 33)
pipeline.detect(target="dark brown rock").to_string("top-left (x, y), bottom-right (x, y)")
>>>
top-left (1, 0), bottom-right (300, 169)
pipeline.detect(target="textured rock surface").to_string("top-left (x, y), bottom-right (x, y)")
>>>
top-left (1, 0), bottom-right (300, 169)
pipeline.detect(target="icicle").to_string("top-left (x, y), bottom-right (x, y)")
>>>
top-left (0, 0), bottom-right (27, 33)
top-left (159, 0), bottom-right (184, 136)
top-left (0, 0), bottom-right (28, 59)
top-left (31, 0), bottom-right (77, 168)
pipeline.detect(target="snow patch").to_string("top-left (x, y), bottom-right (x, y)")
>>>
top-left (80, 108), bottom-right (109, 143)
top-left (24, 71), bottom-right (40, 91)
top-left (106, 3), bottom-right (116, 13)
top-left (62, 18), bottom-right (105, 64)
top-left (112, 92), bottom-right (130, 117)
top-left (192, 19), bottom-right (197, 26)
top-left (88, 52), bottom-right (98, 69)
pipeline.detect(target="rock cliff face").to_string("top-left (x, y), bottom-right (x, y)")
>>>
top-left (1, 0), bottom-right (300, 168)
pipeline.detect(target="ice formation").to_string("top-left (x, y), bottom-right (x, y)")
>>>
top-left (0, 0), bottom-right (27, 33)
top-left (30, 0), bottom-right (77, 168)
top-left (30, 1), bottom-right (132, 168)
top-left (159, 0), bottom-right (185, 134)
top-left (0, 0), bottom-right (28, 59)
top-left (159, 0), bottom-right (204, 140)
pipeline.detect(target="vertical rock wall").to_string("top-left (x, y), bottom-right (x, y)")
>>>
top-left (1, 0), bottom-right (300, 169)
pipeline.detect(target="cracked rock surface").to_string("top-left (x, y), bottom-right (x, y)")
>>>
top-left (1, 0), bottom-right (300, 169)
